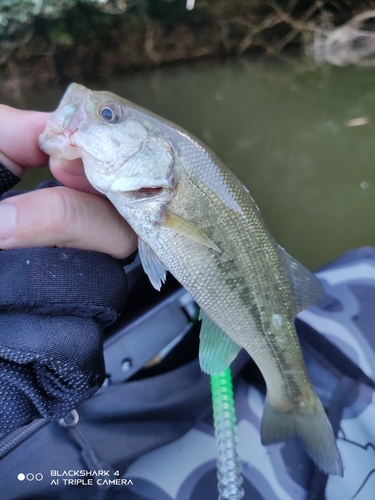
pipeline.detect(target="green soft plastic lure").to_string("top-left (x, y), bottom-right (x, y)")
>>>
top-left (211, 368), bottom-right (244, 500)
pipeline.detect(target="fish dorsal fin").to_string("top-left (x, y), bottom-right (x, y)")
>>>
top-left (138, 238), bottom-right (167, 291)
top-left (161, 210), bottom-right (221, 253)
top-left (276, 245), bottom-right (324, 315)
top-left (199, 310), bottom-right (241, 375)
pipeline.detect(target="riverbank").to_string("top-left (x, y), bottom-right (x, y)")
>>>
top-left (0, 0), bottom-right (362, 98)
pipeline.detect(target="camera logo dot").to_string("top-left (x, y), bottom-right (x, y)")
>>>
top-left (17, 472), bottom-right (43, 481)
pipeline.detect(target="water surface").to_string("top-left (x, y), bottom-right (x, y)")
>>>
top-left (2, 59), bottom-right (375, 269)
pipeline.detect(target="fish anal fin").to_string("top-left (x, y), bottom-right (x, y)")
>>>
top-left (161, 210), bottom-right (221, 253)
top-left (199, 310), bottom-right (241, 374)
top-left (261, 396), bottom-right (343, 476)
top-left (138, 238), bottom-right (167, 291)
top-left (277, 245), bottom-right (324, 314)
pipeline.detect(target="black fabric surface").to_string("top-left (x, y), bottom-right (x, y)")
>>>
top-left (0, 359), bottom-right (212, 500)
top-left (0, 163), bottom-right (21, 195)
top-left (0, 171), bottom-right (129, 434)
top-left (0, 247), bottom-right (128, 434)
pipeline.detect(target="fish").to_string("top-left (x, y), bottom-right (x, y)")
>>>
top-left (39, 83), bottom-right (343, 476)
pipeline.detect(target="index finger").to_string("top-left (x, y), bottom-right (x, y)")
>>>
top-left (0, 105), bottom-right (50, 173)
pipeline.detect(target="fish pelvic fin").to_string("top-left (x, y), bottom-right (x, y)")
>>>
top-left (260, 396), bottom-right (343, 476)
top-left (199, 310), bottom-right (241, 374)
top-left (161, 210), bottom-right (221, 253)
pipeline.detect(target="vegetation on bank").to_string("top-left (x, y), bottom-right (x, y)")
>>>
top-left (0, 0), bottom-right (370, 91)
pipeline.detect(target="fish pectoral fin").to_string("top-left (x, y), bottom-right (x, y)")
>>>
top-left (277, 244), bottom-right (324, 314)
top-left (161, 210), bottom-right (221, 253)
top-left (138, 238), bottom-right (167, 291)
top-left (198, 310), bottom-right (241, 374)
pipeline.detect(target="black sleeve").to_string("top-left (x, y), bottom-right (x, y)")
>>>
top-left (0, 167), bottom-right (129, 435)
top-left (0, 164), bottom-right (21, 195)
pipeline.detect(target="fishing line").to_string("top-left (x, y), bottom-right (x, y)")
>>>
top-left (210, 367), bottom-right (244, 500)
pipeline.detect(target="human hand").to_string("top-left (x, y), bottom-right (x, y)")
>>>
top-left (0, 105), bottom-right (137, 259)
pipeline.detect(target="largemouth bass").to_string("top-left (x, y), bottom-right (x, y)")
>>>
top-left (40, 83), bottom-right (343, 476)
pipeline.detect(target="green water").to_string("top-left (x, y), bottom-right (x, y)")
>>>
top-left (2, 59), bottom-right (375, 270)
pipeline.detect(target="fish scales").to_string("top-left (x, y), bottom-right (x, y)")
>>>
top-left (143, 147), bottom-right (308, 406)
top-left (39, 83), bottom-right (343, 476)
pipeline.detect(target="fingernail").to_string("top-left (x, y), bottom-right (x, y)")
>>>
top-left (0, 203), bottom-right (16, 240)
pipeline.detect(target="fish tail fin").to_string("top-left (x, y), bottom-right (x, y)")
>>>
top-left (260, 395), bottom-right (343, 476)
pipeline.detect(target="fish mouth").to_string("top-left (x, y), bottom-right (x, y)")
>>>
top-left (39, 83), bottom-right (90, 156)
top-left (39, 125), bottom-right (81, 160)
top-left (62, 127), bottom-right (79, 147)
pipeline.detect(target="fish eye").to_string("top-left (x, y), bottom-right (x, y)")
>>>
top-left (99, 102), bottom-right (124, 123)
